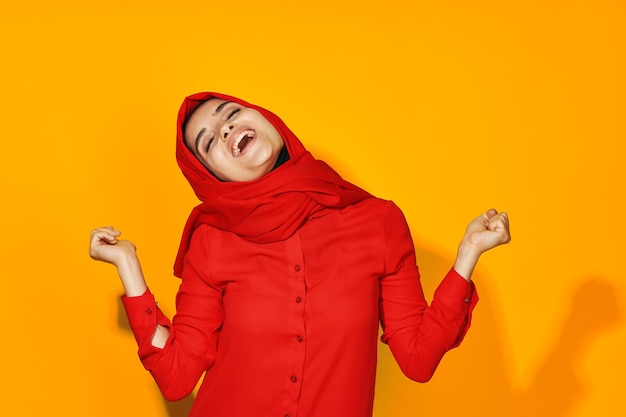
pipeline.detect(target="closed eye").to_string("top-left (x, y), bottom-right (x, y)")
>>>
top-left (205, 134), bottom-right (215, 152)
top-left (226, 108), bottom-right (240, 120)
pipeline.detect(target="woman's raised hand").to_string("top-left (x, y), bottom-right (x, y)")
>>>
top-left (89, 226), bottom-right (137, 267)
top-left (89, 226), bottom-right (147, 296)
top-left (453, 209), bottom-right (511, 281)
top-left (462, 209), bottom-right (511, 255)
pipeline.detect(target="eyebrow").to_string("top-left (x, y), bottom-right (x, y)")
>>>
top-left (192, 101), bottom-right (234, 153)
top-left (212, 100), bottom-right (233, 115)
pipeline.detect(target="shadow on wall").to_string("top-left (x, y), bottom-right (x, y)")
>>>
top-left (375, 245), bottom-right (622, 417)
top-left (514, 278), bottom-right (621, 416)
top-left (116, 245), bottom-right (621, 417)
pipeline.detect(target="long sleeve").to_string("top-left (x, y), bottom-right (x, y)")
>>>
top-left (121, 227), bottom-right (225, 400)
top-left (378, 203), bottom-right (478, 382)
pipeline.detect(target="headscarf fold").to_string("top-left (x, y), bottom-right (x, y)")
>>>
top-left (174, 92), bottom-right (372, 277)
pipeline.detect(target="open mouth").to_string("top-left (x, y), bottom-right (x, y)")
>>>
top-left (232, 130), bottom-right (255, 156)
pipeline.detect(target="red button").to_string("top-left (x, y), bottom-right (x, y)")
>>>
top-left (294, 265), bottom-right (301, 272)
top-left (297, 335), bottom-right (303, 343)
top-left (296, 297), bottom-right (302, 303)
top-left (146, 308), bottom-right (153, 315)
top-left (290, 375), bottom-right (297, 383)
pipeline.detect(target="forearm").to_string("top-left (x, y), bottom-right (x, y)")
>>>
top-left (116, 254), bottom-right (170, 347)
top-left (115, 253), bottom-right (148, 297)
top-left (382, 268), bottom-right (477, 382)
top-left (453, 242), bottom-right (481, 282)
top-left (119, 264), bottom-right (224, 400)
top-left (90, 227), bottom-right (169, 347)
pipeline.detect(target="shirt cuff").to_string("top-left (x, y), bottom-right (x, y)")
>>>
top-left (120, 289), bottom-right (171, 359)
top-left (434, 268), bottom-right (479, 347)
top-left (437, 268), bottom-right (479, 309)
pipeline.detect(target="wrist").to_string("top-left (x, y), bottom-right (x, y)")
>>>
top-left (454, 241), bottom-right (481, 281)
top-left (115, 250), bottom-right (140, 272)
top-left (115, 253), bottom-right (147, 297)
top-left (458, 239), bottom-right (482, 260)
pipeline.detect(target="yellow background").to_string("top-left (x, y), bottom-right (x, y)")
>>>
top-left (1, 1), bottom-right (624, 416)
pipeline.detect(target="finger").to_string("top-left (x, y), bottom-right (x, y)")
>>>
top-left (478, 209), bottom-right (498, 227)
top-left (487, 214), bottom-right (511, 242)
top-left (91, 229), bottom-right (120, 244)
top-left (96, 234), bottom-right (118, 245)
top-left (482, 208), bottom-right (498, 219)
top-left (489, 212), bottom-right (503, 224)
top-left (495, 212), bottom-right (509, 228)
top-left (486, 213), bottom-right (504, 230)
top-left (92, 227), bottom-right (121, 238)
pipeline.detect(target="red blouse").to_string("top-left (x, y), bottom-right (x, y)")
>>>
top-left (122, 198), bottom-right (477, 417)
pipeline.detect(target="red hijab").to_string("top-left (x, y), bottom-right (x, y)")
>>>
top-left (174, 92), bottom-right (373, 277)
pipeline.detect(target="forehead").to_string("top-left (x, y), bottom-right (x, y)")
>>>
top-left (186, 98), bottom-right (227, 127)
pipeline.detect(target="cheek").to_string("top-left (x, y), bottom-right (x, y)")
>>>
top-left (272, 133), bottom-right (285, 149)
top-left (206, 148), bottom-right (233, 170)
top-left (261, 124), bottom-right (283, 147)
top-left (205, 151), bottom-right (221, 168)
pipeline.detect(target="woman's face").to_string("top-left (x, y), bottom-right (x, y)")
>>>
top-left (183, 98), bottom-right (285, 182)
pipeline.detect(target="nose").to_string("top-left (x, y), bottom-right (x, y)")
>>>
top-left (221, 125), bottom-right (234, 141)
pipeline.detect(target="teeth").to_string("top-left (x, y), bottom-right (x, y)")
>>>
top-left (232, 130), bottom-right (254, 156)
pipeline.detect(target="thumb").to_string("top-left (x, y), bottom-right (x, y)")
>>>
top-left (485, 208), bottom-right (498, 219)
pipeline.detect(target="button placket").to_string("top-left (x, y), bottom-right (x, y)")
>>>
top-left (283, 231), bottom-right (306, 411)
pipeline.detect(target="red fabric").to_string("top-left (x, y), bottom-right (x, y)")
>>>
top-left (122, 199), bottom-right (478, 417)
top-left (174, 92), bottom-right (372, 277)
top-left (120, 93), bottom-right (478, 416)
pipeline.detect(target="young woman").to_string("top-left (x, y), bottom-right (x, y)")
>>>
top-left (90, 92), bottom-right (510, 417)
